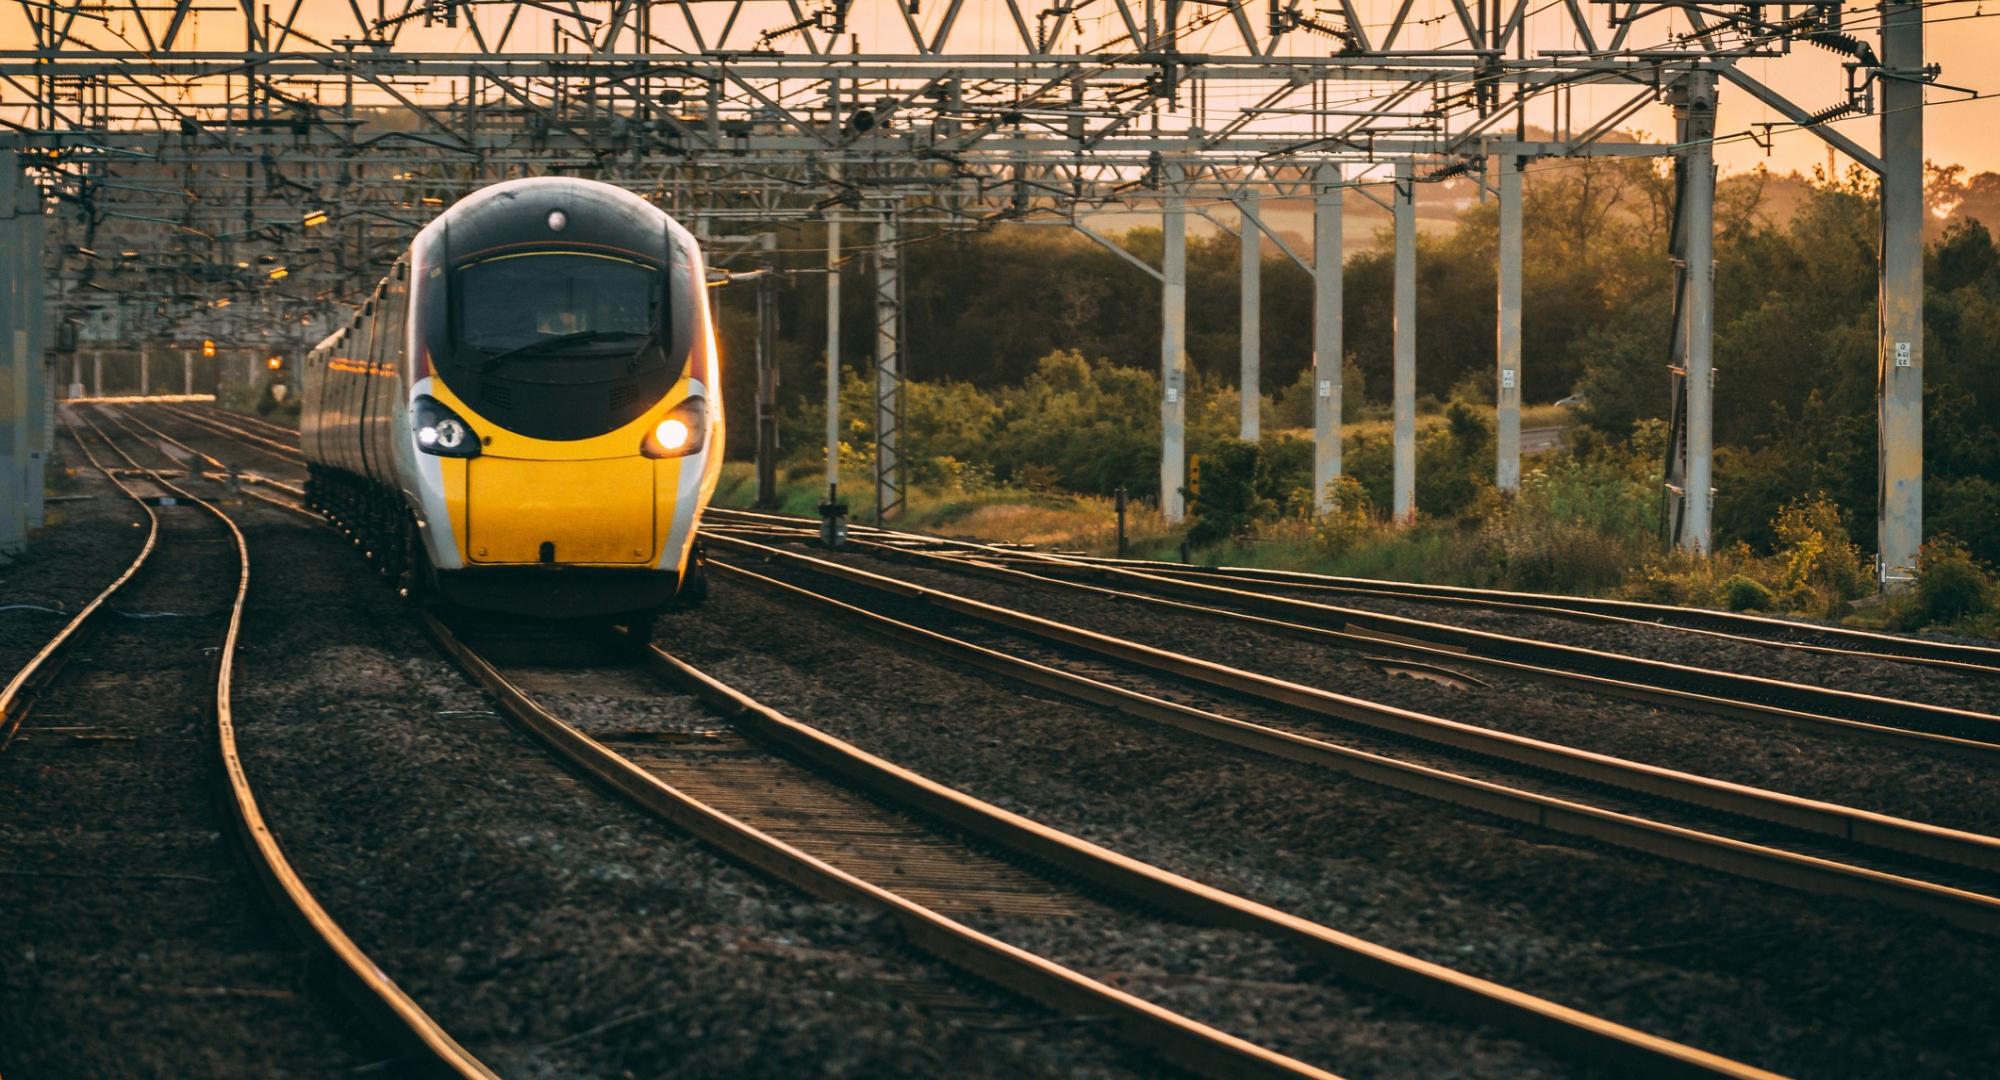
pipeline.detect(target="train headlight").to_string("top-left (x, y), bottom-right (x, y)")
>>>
top-left (412, 395), bottom-right (481, 458)
top-left (642, 397), bottom-right (707, 459)
top-left (657, 418), bottom-right (691, 450)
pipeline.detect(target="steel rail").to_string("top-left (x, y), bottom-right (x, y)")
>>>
top-left (154, 402), bottom-right (306, 461)
top-left (98, 403), bottom-right (308, 499)
top-left (703, 553), bottom-right (2000, 937)
top-left (0, 414), bottom-right (161, 751)
top-left (77, 408), bottom-right (496, 1078)
top-left (189, 402), bottom-right (301, 441)
top-left (784, 530), bottom-right (2000, 766)
top-left (628, 626), bottom-right (1776, 1078)
top-left (699, 509), bottom-right (2000, 744)
top-left (703, 534), bottom-right (2000, 882)
top-left (701, 505), bottom-right (2000, 674)
top-left (418, 613), bottom-right (1338, 1080)
top-left (992, 552), bottom-right (2000, 675)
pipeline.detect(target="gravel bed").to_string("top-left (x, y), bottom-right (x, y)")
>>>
top-left (0, 495), bottom-right (371, 1077)
top-left (0, 434), bottom-right (149, 680)
top-left (657, 570), bottom-right (2000, 1079)
top-left (502, 654), bottom-right (1575, 1079)
top-left (1157, 573), bottom-right (2000, 715)
top-left (227, 502), bottom-right (1155, 1078)
top-left (805, 548), bottom-right (2000, 838)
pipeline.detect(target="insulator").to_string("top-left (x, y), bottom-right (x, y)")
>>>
top-left (1800, 99), bottom-right (1860, 127)
top-left (1805, 31), bottom-right (1879, 68)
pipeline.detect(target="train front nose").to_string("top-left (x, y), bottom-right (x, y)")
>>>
top-left (465, 454), bottom-right (658, 565)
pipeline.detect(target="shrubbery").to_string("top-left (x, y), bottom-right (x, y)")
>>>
top-left (1891, 537), bottom-right (1999, 632)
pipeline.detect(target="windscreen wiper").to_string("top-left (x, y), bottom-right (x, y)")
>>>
top-left (474, 329), bottom-right (653, 367)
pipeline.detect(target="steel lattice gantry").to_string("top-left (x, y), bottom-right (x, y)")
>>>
top-left (0, 0), bottom-right (1936, 579)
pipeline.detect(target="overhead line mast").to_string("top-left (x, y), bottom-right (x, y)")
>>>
top-left (0, 1), bottom-right (1935, 578)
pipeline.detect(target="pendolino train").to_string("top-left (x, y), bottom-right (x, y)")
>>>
top-left (300, 177), bottom-right (723, 620)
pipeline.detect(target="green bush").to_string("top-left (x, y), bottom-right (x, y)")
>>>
top-left (1903, 537), bottom-right (1998, 628)
top-left (1188, 439), bottom-right (1275, 546)
top-left (1771, 493), bottom-right (1870, 612)
top-left (1719, 574), bottom-right (1776, 612)
top-left (1310, 476), bottom-right (1376, 558)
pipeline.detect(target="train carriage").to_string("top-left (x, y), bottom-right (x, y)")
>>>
top-left (301, 177), bottom-right (723, 620)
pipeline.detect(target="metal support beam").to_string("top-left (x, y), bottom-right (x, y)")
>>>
top-left (1391, 160), bottom-right (1417, 524)
top-left (1161, 167), bottom-right (1188, 523)
top-left (825, 217), bottom-right (841, 494)
top-left (1238, 194), bottom-right (1260, 442)
top-left (874, 208), bottom-right (904, 524)
top-left (1877, 0), bottom-right (1924, 584)
top-left (1312, 165), bottom-right (1343, 513)
top-left (1495, 153), bottom-right (1523, 492)
top-left (1665, 73), bottom-right (1718, 553)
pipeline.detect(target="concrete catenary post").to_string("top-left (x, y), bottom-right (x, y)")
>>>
top-left (1, 151), bottom-right (46, 555)
top-left (1679, 75), bottom-right (1718, 554)
top-left (1495, 154), bottom-right (1524, 492)
top-left (1877, 0), bottom-right (1925, 583)
top-left (1238, 193), bottom-right (1260, 441)
top-left (1391, 161), bottom-right (1417, 523)
top-left (1160, 168), bottom-right (1188, 522)
top-left (825, 217), bottom-right (841, 494)
top-left (1313, 164), bottom-right (1343, 513)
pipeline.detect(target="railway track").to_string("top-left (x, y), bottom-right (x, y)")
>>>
top-left (11, 406), bottom-right (496, 1077)
top-left (699, 533), bottom-right (2000, 937)
top-left (423, 611), bottom-right (1773, 1079)
top-left (0, 430), bottom-right (158, 752)
top-left (94, 405), bottom-right (314, 519)
top-left (703, 506), bottom-right (2000, 674)
top-left (1006, 552), bottom-right (2000, 674)
top-left (701, 508), bottom-right (2000, 760)
top-left (151, 401), bottom-right (307, 464)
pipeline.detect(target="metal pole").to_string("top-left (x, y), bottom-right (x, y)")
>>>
top-left (1312, 163), bottom-right (1343, 512)
top-left (1238, 193), bottom-right (1260, 441)
top-left (1877, 0), bottom-right (1924, 584)
top-left (1495, 153), bottom-right (1524, 492)
top-left (825, 216), bottom-right (841, 493)
top-left (1679, 74), bottom-right (1718, 554)
top-left (873, 208), bottom-right (904, 524)
top-left (183, 348), bottom-right (194, 396)
top-left (1391, 160), bottom-right (1417, 524)
top-left (139, 340), bottom-right (150, 396)
top-left (92, 347), bottom-right (101, 397)
top-left (1161, 167), bottom-right (1188, 522)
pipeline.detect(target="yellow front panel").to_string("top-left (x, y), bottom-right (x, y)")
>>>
top-left (467, 456), bottom-right (655, 564)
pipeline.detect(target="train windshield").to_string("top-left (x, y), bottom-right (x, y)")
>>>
top-left (455, 252), bottom-right (661, 354)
